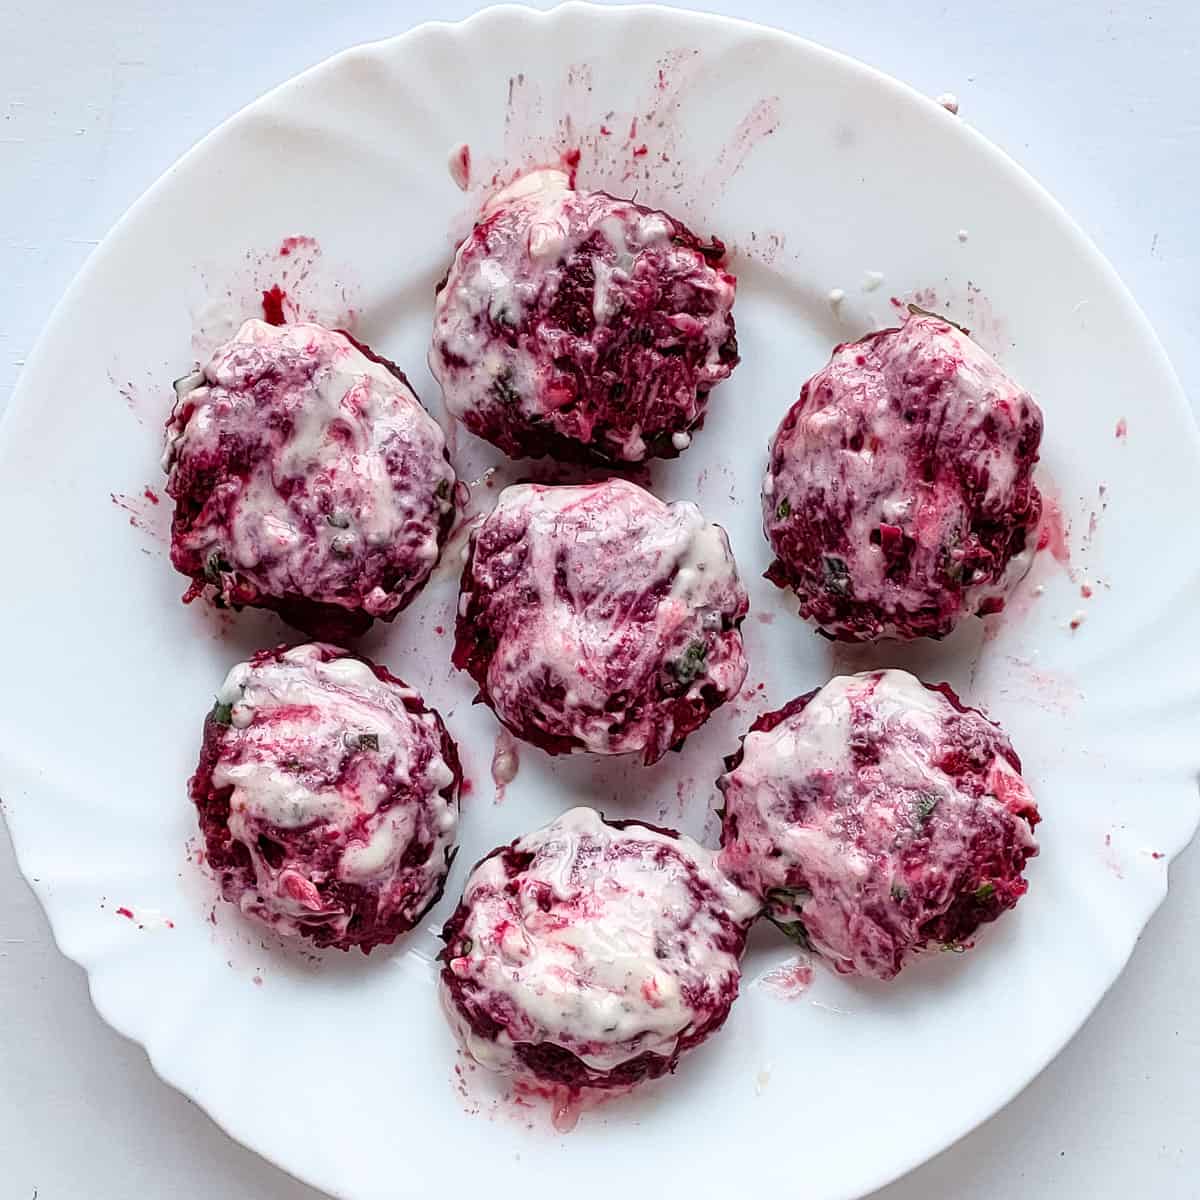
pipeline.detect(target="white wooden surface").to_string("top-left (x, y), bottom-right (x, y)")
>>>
top-left (1, 1), bottom-right (1197, 1196)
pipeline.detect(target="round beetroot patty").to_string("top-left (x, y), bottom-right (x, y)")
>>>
top-left (430, 167), bottom-right (738, 463)
top-left (763, 312), bottom-right (1043, 641)
top-left (453, 478), bottom-right (749, 764)
top-left (190, 643), bottom-right (461, 952)
top-left (439, 806), bottom-right (758, 1089)
top-left (164, 319), bottom-right (455, 640)
top-left (718, 669), bottom-right (1040, 980)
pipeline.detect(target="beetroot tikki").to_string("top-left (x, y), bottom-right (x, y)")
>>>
top-left (718, 670), bottom-right (1040, 980)
top-left (454, 478), bottom-right (749, 763)
top-left (430, 167), bottom-right (738, 463)
top-left (190, 643), bottom-right (461, 952)
top-left (439, 807), bottom-right (758, 1089)
top-left (763, 311), bottom-right (1043, 641)
top-left (164, 319), bottom-right (455, 640)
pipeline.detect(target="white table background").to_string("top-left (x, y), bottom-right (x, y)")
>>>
top-left (2, 1), bottom-right (1197, 1196)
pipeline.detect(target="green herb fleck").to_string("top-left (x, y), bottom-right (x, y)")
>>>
top-left (890, 883), bottom-right (910, 902)
top-left (906, 302), bottom-right (971, 338)
top-left (912, 793), bottom-right (939, 825)
top-left (211, 701), bottom-right (233, 726)
top-left (493, 372), bottom-right (522, 408)
top-left (766, 885), bottom-right (811, 908)
top-left (973, 881), bottom-right (996, 903)
top-left (203, 552), bottom-right (233, 584)
top-left (776, 498), bottom-right (791, 520)
top-left (822, 555), bottom-right (852, 597)
top-left (940, 533), bottom-right (965, 584)
top-left (435, 479), bottom-right (450, 502)
top-left (459, 937), bottom-right (473, 956)
top-left (671, 640), bottom-right (709, 685)
top-left (770, 919), bottom-right (811, 947)
top-left (326, 511), bottom-right (351, 529)
top-left (942, 940), bottom-right (967, 954)
top-left (765, 885), bottom-right (812, 945)
top-left (346, 731), bottom-right (380, 752)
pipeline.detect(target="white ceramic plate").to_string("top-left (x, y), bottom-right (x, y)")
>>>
top-left (3, 5), bottom-right (1198, 1198)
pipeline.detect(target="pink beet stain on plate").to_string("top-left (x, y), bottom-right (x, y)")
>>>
top-left (509, 1078), bottom-right (628, 1133)
top-left (457, 53), bottom-right (778, 234)
top-left (278, 235), bottom-right (318, 257)
top-left (1036, 495), bottom-right (1071, 567)
top-left (110, 489), bottom-right (169, 546)
top-left (448, 143), bottom-right (472, 191)
top-left (757, 955), bottom-right (815, 1000)
top-left (191, 233), bottom-right (362, 358)
top-left (1115, 417), bottom-right (1128, 439)
top-left (450, 1053), bottom-right (628, 1132)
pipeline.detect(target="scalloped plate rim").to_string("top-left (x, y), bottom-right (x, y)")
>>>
top-left (2, 5), bottom-right (1198, 1200)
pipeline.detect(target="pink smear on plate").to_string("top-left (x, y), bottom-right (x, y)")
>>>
top-left (278, 235), bottom-right (319, 258)
top-left (1036, 496), bottom-right (1071, 567)
top-left (1000, 655), bottom-right (1083, 715)
top-left (757, 954), bottom-right (814, 999)
top-left (449, 143), bottom-right (472, 191)
top-left (457, 52), bottom-right (779, 237)
top-left (110, 490), bottom-right (169, 544)
top-left (510, 1078), bottom-right (631, 1133)
top-left (191, 234), bottom-right (359, 359)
